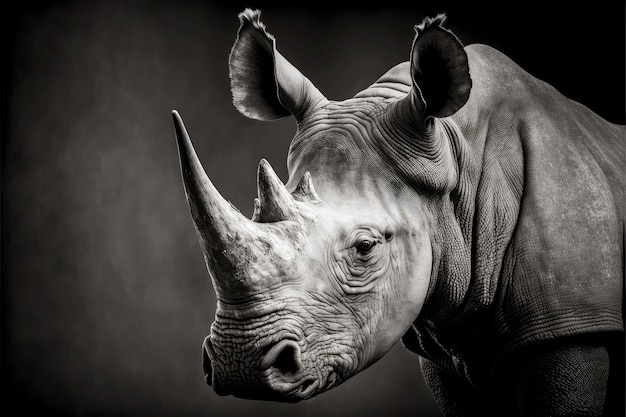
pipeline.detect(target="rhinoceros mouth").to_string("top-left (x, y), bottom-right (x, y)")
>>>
top-left (219, 372), bottom-right (320, 403)
top-left (265, 377), bottom-right (320, 402)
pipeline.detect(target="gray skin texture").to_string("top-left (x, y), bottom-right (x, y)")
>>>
top-left (174, 9), bottom-right (625, 416)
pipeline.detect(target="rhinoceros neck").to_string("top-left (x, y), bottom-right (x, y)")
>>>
top-left (411, 118), bottom-right (479, 321)
top-left (379, 111), bottom-right (522, 323)
top-left (419, 48), bottom-right (530, 322)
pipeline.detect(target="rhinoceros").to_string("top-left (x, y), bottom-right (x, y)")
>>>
top-left (172, 9), bottom-right (624, 416)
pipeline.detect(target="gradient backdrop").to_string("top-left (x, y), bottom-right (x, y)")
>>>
top-left (2, 1), bottom-right (624, 416)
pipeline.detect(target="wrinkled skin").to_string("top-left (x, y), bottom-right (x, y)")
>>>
top-left (179, 110), bottom-right (435, 400)
top-left (174, 9), bottom-right (624, 416)
top-left (206, 186), bottom-right (432, 400)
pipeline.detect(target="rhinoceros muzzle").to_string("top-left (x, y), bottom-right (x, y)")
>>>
top-left (202, 334), bottom-right (319, 402)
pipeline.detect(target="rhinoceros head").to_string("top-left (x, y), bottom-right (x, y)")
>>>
top-left (174, 9), bottom-right (471, 402)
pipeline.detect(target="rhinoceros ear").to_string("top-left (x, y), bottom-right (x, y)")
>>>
top-left (408, 14), bottom-right (471, 120)
top-left (229, 9), bottom-right (326, 121)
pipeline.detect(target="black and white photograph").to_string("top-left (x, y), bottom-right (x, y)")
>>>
top-left (2, 1), bottom-right (624, 416)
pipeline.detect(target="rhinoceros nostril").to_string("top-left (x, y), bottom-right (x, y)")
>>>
top-left (260, 339), bottom-right (302, 375)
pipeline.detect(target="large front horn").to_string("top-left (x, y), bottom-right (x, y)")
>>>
top-left (173, 110), bottom-right (260, 293)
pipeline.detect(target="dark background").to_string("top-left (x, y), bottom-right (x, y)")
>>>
top-left (1, 1), bottom-right (624, 416)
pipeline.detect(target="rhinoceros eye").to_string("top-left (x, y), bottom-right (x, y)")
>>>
top-left (356, 240), bottom-right (376, 255)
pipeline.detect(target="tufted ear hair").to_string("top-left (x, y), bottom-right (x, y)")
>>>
top-left (404, 14), bottom-right (472, 123)
top-left (229, 9), bottom-right (327, 122)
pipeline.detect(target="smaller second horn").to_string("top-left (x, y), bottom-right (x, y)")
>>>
top-left (256, 159), bottom-right (299, 223)
top-left (292, 172), bottom-right (321, 203)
